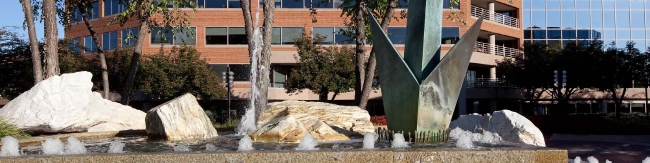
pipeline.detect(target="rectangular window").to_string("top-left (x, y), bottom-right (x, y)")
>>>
top-left (282, 0), bottom-right (304, 8)
top-left (547, 30), bottom-right (561, 39)
top-left (84, 36), bottom-right (97, 54)
top-left (70, 8), bottom-right (83, 23)
top-left (617, 29), bottom-right (631, 40)
top-left (150, 27), bottom-right (196, 45)
top-left (532, 30), bottom-right (547, 39)
top-left (281, 27), bottom-right (304, 45)
top-left (398, 0), bottom-right (407, 8)
top-left (631, 30), bottom-right (645, 40)
top-left (334, 27), bottom-right (353, 44)
top-left (531, 11), bottom-right (546, 28)
top-left (173, 27), bottom-right (197, 45)
top-left (576, 11), bottom-right (590, 29)
top-left (68, 38), bottom-right (82, 54)
top-left (102, 31), bottom-right (118, 51)
top-left (603, 11), bottom-right (615, 28)
top-left (272, 27), bottom-right (282, 44)
top-left (211, 64), bottom-right (251, 82)
top-left (443, 0), bottom-right (459, 9)
top-left (228, 0), bottom-right (241, 8)
top-left (547, 0), bottom-right (560, 9)
top-left (71, 2), bottom-right (99, 23)
top-left (576, 0), bottom-right (590, 9)
top-left (524, 30), bottom-right (531, 39)
top-left (616, 0), bottom-right (629, 10)
top-left (562, 10), bottom-right (575, 29)
top-left (592, 11), bottom-right (603, 29)
top-left (228, 27), bottom-right (247, 45)
top-left (150, 27), bottom-right (174, 44)
top-left (561, 0), bottom-right (575, 9)
top-left (205, 0), bottom-right (228, 8)
top-left (602, 0), bottom-right (615, 9)
top-left (547, 11), bottom-right (561, 28)
top-left (562, 30), bottom-right (576, 39)
top-left (91, 2), bottom-right (99, 19)
top-left (441, 27), bottom-right (459, 44)
top-left (387, 27), bottom-right (407, 44)
top-left (616, 11), bottom-right (630, 28)
top-left (121, 28), bottom-right (138, 47)
top-left (631, 11), bottom-right (644, 28)
top-left (309, 0), bottom-right (333, 8)
top-left (104, 0), bottom-right (126, 16)
top-left (532, 0), bottom-right (545, 9)
top-left (206, 27), bottom-right (228, 45)
top-left (577, 30), bottom-right (590, 39)
top-left (312, 27), bottom-right (335, 44)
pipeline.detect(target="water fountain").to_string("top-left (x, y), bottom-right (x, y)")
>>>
top-left (0, 1), bottom-right (570, 162)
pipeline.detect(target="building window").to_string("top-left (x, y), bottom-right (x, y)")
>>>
top-left (228, 28), bottom-right (247, 44)
top-left (398, 0), bottom-right (459, 9)
top-left (196, 0), bottom-right (248, 8)
top-left (269, 27), bottom-right (303, 45)
top-left (261, 0), bottom-right (344, 8)
top-left (205, 27), bottom-right (248, 45)
top-left (68, 38), bottom-right (82, 54)
top-left (387, 27), bottom-right (407, 44)
top-left (441, 27), bottom-right (460, 44)
top-left (71, 2), bottom-right (99, 23)
top-left (211, 64), bottom-right (251, 81)
top-left (102, 31), bottom-right (118, 51)
top-left (150, 27), bottom-right (196, 45)
top-left (122, 28), bottom-right (138, 47)
top-left (84, 36), bottom-right (97, 54)
top-left (104, 0), bottom-right (126, 16)
top-left (312, 27), bottom-right (354, 44)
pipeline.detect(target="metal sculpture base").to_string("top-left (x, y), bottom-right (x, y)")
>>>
top-left (368, 0), bottom-right (483, 142)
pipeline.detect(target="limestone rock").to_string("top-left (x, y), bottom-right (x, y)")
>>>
top-left (450, 110), bottom-right (546, 147)
top-left (257, 100), bottom-right (374, 137)
top-left (145, 93), bottom-right (218, 141)
top-left (308, 121), bottom-right (349, 141)
top-left (489, 110), bottom-right (546, 147)
top-left (86, 92), bottom-right (146, 132)
top-left (0, 71), bottom-right (146, 133)
top-left (249, 116), bottom-right (307, 142)
top-left (94, 91), bottom-right (122, 102)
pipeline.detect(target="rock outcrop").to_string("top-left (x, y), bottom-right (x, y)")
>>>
top-left (0, 71), bottom-right (146, 133)
top-left (250, 100), bottom-right (374, 142)
top-left (450, 110), bottom-right (546, 147)
top-left (145, 93), bottom-right (218, 141)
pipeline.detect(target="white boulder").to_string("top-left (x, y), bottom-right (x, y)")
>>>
top-left (0, 71), bottom-right (146, 133)
top-left (450, 110), bottom-right (546, 147)
top-left (145, 93), bottom-right (218, 141)
top-left (250, 100), bottom-right (374, 142)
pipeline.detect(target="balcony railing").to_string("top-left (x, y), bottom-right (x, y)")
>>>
top-left (466, 78), bottom-right (512, 88)
top-left (474, 42), bottom-right (519, 57)
top-left (470, 5), bottom-right (519, 28)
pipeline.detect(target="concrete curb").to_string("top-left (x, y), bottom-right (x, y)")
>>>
top-left (0, 148), bottom-right (567, 163)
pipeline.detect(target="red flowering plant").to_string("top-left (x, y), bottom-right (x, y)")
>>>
top-left (370, 115), bottom-right (387, 126)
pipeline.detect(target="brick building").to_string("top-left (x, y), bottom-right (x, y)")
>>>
top-left (65, 0), bottom-right (523, 115)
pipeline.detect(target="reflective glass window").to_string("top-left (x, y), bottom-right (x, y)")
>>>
top-left (282, 0), bottom-right (304, 8)
top-left (281, 27), bottom-right (304, 44)
top-left (533, 30), bottom-right (547, 39)
top-left (387, 27), bottom-right (407, 44)
top-left (603, 11), bottom-right (615, 28)
top-left (547, 0), bottom-right (560, 9)
top-left (532, 11), bottom-right (546, 28)
top-left (616, 0), bottom-right (629, 10)
top-left (616, 11), bottom-right (630, 28)
top-left (631, 11), bottom-right (644, 28)
top-left (562, 11), bottom-right (576, 28)
top-left (562, 0), bottom-right (575, 9)
top-left (577, 30), bottom-right (590, 39)
top-left (547, 11), bottom-right (561, 27)
top-left (548, 30), bottom-right (562, 39)
top-left (205, 27), bottom-right (227, 45)
top-left (576, 11), bottom-right (590, 29)
top-left (563, 30), bottom-right (577, 39)
top-left (632, 30), bottom-right (645, 39)
top-left (592, 11), bottom-right (603, 29)
top-left (576, 0), bottom-right (589, 9)
top-left (313, 27), bottom-right (334, 44)
top-left (441, 27), bottom-right (459, 44)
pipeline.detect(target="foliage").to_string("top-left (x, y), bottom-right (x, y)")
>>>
top-left (285, 34), bottom-right (356, 101)
top-left (0, 117), bottom-right (30, 138)
top-left (0, 29), bottom-right (34, 99)
top-left (107, 0), bottom-right (198, 41)
top-left (370, 115), bottom-right (387, 126)
top-left (213, 118), bottom-right (239, 131)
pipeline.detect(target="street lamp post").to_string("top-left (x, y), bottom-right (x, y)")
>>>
top-left (222, 67), bottom-right (235, 120)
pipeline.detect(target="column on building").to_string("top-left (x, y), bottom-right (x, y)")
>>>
top-left (488, 2), bottom-right (495, 21)
top-left (489, 34), bottom-right (496, 55)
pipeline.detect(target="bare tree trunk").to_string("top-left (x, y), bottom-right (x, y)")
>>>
top-left (257, 0), bottom-right (275, 117)
top-left (43, 0), bottom-right (59, 78)
top-left (20, 0), bottom-right (43, 84)
top-left (80, 5), bottom-right (110, 99)
top-left (359, 0), bottom-right (397, 110)
top-left (353, 0), bottom-right (367, 106)
top-left (120, 19), bottom-right (149, 105)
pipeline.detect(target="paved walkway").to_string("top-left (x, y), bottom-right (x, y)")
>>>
top-left (547, 140), bottom-right (650, 163)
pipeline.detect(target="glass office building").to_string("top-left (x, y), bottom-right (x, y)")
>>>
top-left (522, 0), bottom-right (649, 51)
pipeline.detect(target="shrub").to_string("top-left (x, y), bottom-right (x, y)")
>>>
top-left (0, 118), bottom-right (29, 138)
top-left (370, 115), bottom-right (387, 126)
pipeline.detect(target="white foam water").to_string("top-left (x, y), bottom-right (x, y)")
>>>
top-left (573, 156), bottom-right (582, 163)
top-left (64, 136), bottom-right (87, 155)
top-left (295, 133), bottom-right (318, 151)
top-left (173, 143), bottom-right (190, 152)
top-left (237, 7), bottom-right (265, 136)
top-left (238, 135), bottom-right (254, 151)
top-left (455, 133), bottom-right (474, 149)
top-left (586, 156), bottom-right (598, 163)
top-left (108, 140), bottom-right (125, 154)
top-left (390, 133), bottom-right (409, 149)
top-left (0, 136), bottom-right (20, 157)
top-left (605, 159), bottom-right (611, 163)
top-left (449, 127), bottom-right (501, 147)
top-left (643, 157), bottom-right (650, 163)
top-left (362, 132), bottom-right (377, 149)
top-left (205, 143), bottom-right (218, 152)
top-left (41, 138), bottom-right (65, 155)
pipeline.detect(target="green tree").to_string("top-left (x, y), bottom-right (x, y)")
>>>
top-left (286, 34), bottom-right (356, 101)
top-left (594, 41), bottom-right (642, 119)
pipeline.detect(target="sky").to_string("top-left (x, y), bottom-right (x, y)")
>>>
top-left (0, 1), bottom-right (65, 41)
